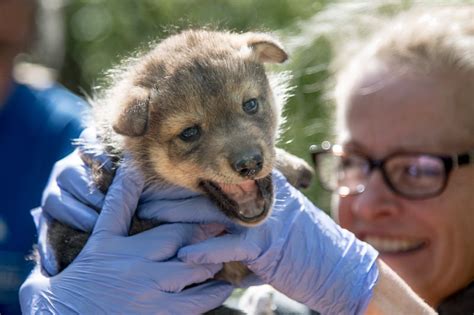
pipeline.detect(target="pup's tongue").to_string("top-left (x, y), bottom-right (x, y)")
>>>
top-left (199, 174), bottom-right (273, 225)
top-left (219, 180), bottom-right (264, 219)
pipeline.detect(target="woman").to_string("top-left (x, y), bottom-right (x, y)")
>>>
top-left (314, 6), bottom-right (474, 312)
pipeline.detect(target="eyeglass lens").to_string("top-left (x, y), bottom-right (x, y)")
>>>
top-left (315, 152), bottom-right (446, 198)
top-left (384, 155), bottom-right (445, 197)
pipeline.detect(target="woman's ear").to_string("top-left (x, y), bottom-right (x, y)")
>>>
top-left (240, 32), bottom-right (288, 64)
top-left (112, 86), bottom-right (150, 137)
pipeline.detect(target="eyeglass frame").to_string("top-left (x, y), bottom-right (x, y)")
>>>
top-left (309, 142), bottom-right (474, 200)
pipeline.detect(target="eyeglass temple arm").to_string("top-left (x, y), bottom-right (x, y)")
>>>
top-left (454, 149), bottom-right (474, 168)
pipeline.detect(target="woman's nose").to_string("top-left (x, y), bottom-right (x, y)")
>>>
top-left (350, 170), bottom-right (402, 221)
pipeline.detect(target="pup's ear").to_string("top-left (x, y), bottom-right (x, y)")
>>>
top-left (241, 33), bottom-right (288, 64)
top-left (112, 86), bottom-right (150, 137)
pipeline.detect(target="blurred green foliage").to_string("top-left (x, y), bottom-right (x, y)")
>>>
top-left (60, 0), bottom-right (328, 93)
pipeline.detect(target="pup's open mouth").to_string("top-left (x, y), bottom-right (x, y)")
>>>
top-left (199, 174), bottom-right (273, 225)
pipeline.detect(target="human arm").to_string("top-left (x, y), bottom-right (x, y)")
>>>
top-left (365, 260), bottom-right (436, 315)
top-left (20, 164), bottom-right (233, 314)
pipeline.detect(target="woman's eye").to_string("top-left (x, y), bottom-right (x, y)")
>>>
top-left (179, 126), bottom-right (201, 142)
top-left (242, 98), bottom-right (259, 114)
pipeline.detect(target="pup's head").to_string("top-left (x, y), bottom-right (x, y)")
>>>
top-left (99, 30), bottom-right (289, 226)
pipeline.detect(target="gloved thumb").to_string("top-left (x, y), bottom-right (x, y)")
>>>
top-left (178, 234), bottom-right (261, 265)
top-left (92, 163), bottom-right (145, 236)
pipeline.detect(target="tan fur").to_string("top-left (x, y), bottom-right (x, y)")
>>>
top-left (94, 30), bottom-right (286, 191)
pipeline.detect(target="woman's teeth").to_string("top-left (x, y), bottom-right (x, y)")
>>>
top-left (364, 236), bottom-right (424, 253)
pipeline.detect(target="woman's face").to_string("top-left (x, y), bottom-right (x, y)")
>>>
top-left (334, 63), bottom-right (474, 306)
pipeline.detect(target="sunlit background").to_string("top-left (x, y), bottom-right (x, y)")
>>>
top-left (23, 0), bottom-right (470, 211)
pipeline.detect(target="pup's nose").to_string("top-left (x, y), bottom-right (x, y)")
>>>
top-left (232, 153), bottom-right (263, 178)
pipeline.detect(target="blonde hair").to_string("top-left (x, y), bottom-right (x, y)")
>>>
top-left (342, 6), bottom-right (473, 74)
top-left (333, 5), bottom-right (474, 140)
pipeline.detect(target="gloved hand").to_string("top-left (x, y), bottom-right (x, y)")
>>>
top-left (21, 164), bottom-right (233, 314)
top-left (178, 170), bottom-right (379, 315)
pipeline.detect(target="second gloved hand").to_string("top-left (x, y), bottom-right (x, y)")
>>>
top-left (179, 170), bottom-right (379, 315)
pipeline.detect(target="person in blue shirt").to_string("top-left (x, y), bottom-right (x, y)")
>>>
top-left (0, 0), bottom-right (85, 313)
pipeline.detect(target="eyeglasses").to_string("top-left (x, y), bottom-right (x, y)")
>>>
top-left (310, 142), bottom-right (474, 199)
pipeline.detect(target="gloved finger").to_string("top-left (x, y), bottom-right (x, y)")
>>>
top-left (147, 260), bottom-right (223, 292)
top-left (55, 154), bottom-right (105, 210)
top-left (42, 149), bottom-right (103, 231)
top-left (122, 223), bottom-right (225, 261)
top-left (32, 210), bottom-right (59, 276)
top-left (192, 223), bottom-right (227, 243)
top-left (178, 234), bottom-right (260, 265)
top-left (170, 280), bottom-right (234, 313)
top-left (56, 150), bottom-right (105, 209)
top-left (42, 186), bottom-right (98, 232)
top-left (116, 223), bottom-right (208, 261)
top-left (138, 196), bottom-right (234, 226)
top-left (140, 181), bottom-right (201, 200)
top-left (43, 149), bottom-right (105, 209)
top-left (19, 266), bottom-right (51, 313)
top-left (93, 164), bottom-right (145, 236)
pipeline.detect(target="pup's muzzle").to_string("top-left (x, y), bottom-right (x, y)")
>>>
top-left (199, 173), bottom-right (273, 226)
top-left (198, 147), bottom-right (274, 225)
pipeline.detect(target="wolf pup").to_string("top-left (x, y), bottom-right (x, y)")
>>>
top-left (47, 29), bottom-right (313, 287)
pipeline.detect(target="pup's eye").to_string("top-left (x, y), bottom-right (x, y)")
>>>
top-left (242, 98), bottom-right (259, 114)
top-left (179, 125), bottom-right (201, 142)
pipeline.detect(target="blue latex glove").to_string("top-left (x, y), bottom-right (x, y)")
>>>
top-left (21, 164), bottom-right (233, 314)
top-left (178, 170), bottom-right (379, 315)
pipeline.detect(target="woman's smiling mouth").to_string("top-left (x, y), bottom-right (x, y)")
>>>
top-left (364, 236), bottom-right (427, 254)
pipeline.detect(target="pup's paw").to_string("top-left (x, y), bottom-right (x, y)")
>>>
top-left (275, 148), bottom-right (314, 189)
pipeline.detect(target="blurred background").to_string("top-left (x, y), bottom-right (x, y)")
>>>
top-left (23, 0), bottom-right (470, 210)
